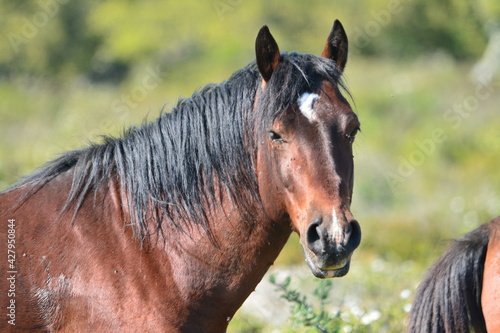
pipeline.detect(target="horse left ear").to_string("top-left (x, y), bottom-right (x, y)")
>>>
top-left (321, 20), bottom-right (348, 72)
top-left (255, 25), bottom-right (281, 82)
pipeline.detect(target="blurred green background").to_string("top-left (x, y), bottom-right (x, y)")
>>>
top-left (1, 0), bottom-right (499, 331)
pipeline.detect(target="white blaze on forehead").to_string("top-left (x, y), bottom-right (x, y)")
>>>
top-left (298, 92), bottom-right (319, 122)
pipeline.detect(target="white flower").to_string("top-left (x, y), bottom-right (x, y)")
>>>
top-left (343, 325), bottom-right (353, 333)
top-left (361, 310), bottom-right (381, 325)
top-left (399, 289), bottom-right (411, 299)
top-left (349, 306), bottom-right (364, 318)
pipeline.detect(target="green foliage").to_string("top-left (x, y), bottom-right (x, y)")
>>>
top-left (267, 270), bottom-right (413, 333)
top-left (1, 0), bottom-right (498, 81)
top-left (383, 0), bottom-right (487, 59)
top-left (270, 275), bottom-right (343, 333)
top-left (0, 1), bottom-right (100, 78)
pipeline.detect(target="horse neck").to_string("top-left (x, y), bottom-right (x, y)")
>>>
top-left (156, 195), bottom-right (292, 330)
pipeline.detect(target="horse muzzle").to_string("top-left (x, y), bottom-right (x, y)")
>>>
top-left (301, 215), bottom-right (361, 278)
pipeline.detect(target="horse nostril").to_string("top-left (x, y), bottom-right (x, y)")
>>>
top-left (347, 220), bottom-right (362, 251)
top-left (306, 219), bottom-right (323, 254)
top-left (307, 223), bottom-right (320, 244)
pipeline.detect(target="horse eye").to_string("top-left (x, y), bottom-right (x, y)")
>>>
top-left (268, 131), bottom-right (284, 143)
top-left (346, 127), bottom-right (360, 143)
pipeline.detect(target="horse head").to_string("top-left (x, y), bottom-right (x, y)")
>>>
top-left (255, 20), bottom-right (361, 278)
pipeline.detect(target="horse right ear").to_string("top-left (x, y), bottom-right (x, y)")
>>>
top-left (322, 20), bottom-right (348, 72)
top-left (255, 25), bottom-right (280, 82)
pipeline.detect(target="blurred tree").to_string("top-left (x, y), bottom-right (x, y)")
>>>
top-left (0, 0), bottom-right (497, 83)
top-left (384, 0), bottom-right (489, 60)
top-left (0, 1), bottom-right (103, 80)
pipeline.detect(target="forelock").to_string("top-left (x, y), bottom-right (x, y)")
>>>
top-left (255, 52), bottom-right (347, 128)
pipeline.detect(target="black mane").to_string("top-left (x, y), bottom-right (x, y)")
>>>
top-left (7, 53), bottom-right (346, 242)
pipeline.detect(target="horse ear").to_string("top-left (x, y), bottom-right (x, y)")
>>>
top-left (255, 25), bottom-right (281, 82)
top-left (321, 20), bottom-right (348, 72)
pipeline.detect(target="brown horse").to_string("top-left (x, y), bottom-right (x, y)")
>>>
top-left (0, 20), bottom-right (361, 332)
top-left (407, 216), bottom-right (500, 332)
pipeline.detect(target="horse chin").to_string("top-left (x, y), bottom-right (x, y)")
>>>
top-left (310, 262), bottom-right (351, 278)
top-left (304, 253), bottom-right (352, 279)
